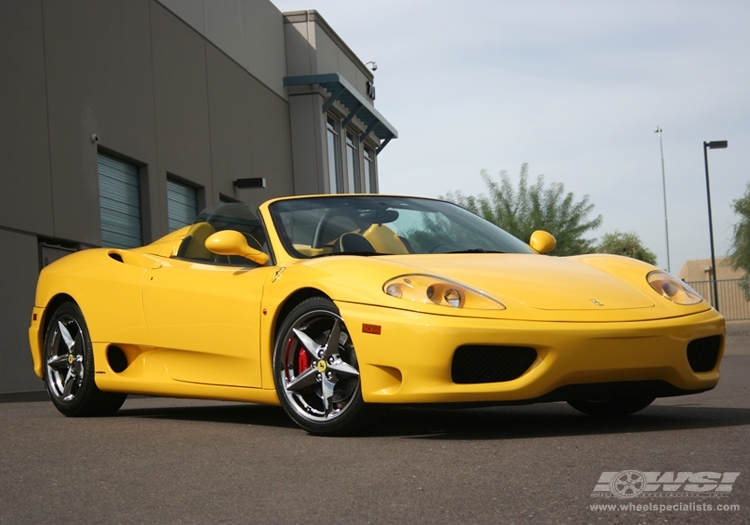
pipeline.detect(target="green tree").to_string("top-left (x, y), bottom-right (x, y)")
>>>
top-left (595, 231), bottom-right (657, 265)
top-left (442, 164), bottom-right (603, 256)
top-left (727, 182), bottom-right (750, 299)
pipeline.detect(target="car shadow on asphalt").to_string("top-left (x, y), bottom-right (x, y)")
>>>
top-left (368, 403), bottom-right (750, 440)
top-left (114, 401), bottom-right (750, 439)
top-left (116, 403), bottom-right (299, 429)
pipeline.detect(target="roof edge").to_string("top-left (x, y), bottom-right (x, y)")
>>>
top-left (282, 10), bottom-right (374, 82)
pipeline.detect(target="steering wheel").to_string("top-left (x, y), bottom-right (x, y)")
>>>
top-left (312, 209), bottom-right (336, 248)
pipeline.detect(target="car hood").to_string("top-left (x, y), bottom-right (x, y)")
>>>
top-left (388, 254), bottom-right (655, 311)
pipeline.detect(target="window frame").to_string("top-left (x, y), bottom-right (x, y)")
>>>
top-left (364, 146), bottom-right (377, 193)
top-left (345, 130), bottom-right (360, 193)
top-left (326, 115), bottom-right (344, 193)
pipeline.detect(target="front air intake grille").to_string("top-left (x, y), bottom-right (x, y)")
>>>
top-left (451, 345), bottom-right (537, 384)
top-left (687, 335), bottom-right (721, 373)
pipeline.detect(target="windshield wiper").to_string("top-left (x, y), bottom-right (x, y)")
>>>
top-left (311, 251), bottom-right (387, 258)
top-left (444, 249), bottom-right (506, 254)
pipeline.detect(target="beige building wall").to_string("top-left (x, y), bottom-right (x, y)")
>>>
top-left (678, 257), bottom-right (749, 320)
top-left (678, 257), bottom-right (745, 282)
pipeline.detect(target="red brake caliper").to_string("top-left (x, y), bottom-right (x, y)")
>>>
top-left (284, 338), bottom-right (301, 381)
top-left (297, 344), bottom-right (310, 374)
top-left (296, 340), bottom-right (313, 393)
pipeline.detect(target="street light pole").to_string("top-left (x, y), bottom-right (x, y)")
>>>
top-left (655, 127), bottom-right (670, 272)
top-left (702, 139), bottom-right (728, 312)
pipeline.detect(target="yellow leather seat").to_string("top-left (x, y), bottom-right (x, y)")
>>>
top-left (362, 224), bottom-right (410, 254)
top-left (178, 222), bottom-right (216, 261)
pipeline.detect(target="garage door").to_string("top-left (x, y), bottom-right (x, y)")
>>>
top-left (167, 179), bottom-right (198, 232)
top-left (98, 152), bottom-right (142, 248)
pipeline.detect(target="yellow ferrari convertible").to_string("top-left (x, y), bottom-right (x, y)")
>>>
top-left (29, 195), bottom-right (725, 435)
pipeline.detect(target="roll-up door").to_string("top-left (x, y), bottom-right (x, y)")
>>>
top-left (167, 179), bottom-right (198, 232)
top-left (98, 152), bottom-right (142, 248)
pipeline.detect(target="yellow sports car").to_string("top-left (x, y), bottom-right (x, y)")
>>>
top-left (29, 195), bottom-right (725, 435)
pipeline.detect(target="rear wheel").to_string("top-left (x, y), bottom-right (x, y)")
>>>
top-left (44, 302), bottom-right (126, 417)
top-left (274, 297), bottom-right (369, 435)
top-left (567, 397), bottom-right (654, 416)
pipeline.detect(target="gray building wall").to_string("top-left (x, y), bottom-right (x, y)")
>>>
top-left (0, 0), bottom-right (393, 394)
top-left (159, 0), bottom-right (288, 100)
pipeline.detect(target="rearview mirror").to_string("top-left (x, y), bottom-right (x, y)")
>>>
top-left (529, 230), bottom-right (557, 254)
top-left (205, 230), bottom-right (269, 265)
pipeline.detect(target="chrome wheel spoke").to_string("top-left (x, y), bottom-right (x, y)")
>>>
top-left (321, 374), bottom-right (336, 415)
top-left (328, 360), bottom-right (359, 378)
top-left (322, 319), bottom-right (341, 360)
top-left (72, 355), bottom-right (84, 377)
top-left (72, 331), bottom-right (83, 356)
top-left (61, 368), bottom-right (77, 399)
top-left (47, 354), bottom-right (70, 371)
top-left (285, 367), bottom-right (318, 392)
top-left (58, 321), bottom-right (75, 351)
top-left (292, 328), bottom-right (322, 361)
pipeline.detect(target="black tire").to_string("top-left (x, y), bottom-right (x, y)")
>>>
top-left (567, 397), bottom-right (654, 417)
top-left (43, 301), bottom-right (126, 417)
top-left (274, 297), bottom-right (369, 435)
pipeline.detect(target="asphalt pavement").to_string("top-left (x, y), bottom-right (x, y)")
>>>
top-left (726, 320), bottom-right (750, 355)
top-left (1, 323), bottom-right (748, 524)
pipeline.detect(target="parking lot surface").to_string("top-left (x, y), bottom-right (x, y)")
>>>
top-left (1, 323), bottom-right (748, 524)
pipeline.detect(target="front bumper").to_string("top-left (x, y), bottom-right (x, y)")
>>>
top-left (29, 306), bottom-right (45, 379)
top-left (336, 302), bottom-right (725, 404)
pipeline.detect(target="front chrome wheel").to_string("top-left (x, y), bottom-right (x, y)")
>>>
top-left (46, 314), bottom-right (86, 403)
top-left (274, 297), bottom-right (368, 435)
top-left (43, 302), bottom-right (126, 417)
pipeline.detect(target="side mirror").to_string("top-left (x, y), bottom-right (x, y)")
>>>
top-left (529, 230), bottom-right (557, 254)
top-left (205, 230), bottom-right (269, 265)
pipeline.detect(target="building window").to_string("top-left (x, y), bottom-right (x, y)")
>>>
top-left (346, 131), bottom-right (360, 193)
top-left (326, 115), bottom-right (343, 193)
top-left (167, 178), bottom-right (198, 232)
top-left (98, 152), bottom-right (142, 248)
top-left (364, 147), bottom-right (376, 193)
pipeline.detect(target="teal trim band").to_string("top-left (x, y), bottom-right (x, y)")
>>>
top-left (284, 73), bottom-right (398, 153)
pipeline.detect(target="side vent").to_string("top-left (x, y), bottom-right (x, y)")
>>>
top-left (107, 345), bottom-right (129, 373)
top-left (106, 250), bottom-right (161, 269)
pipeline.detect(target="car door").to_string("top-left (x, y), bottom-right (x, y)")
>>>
top-left (141, 257), bottom-right (275, 387)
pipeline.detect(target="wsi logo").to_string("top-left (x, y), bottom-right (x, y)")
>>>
top-left (592, 471), bottom-right (740, 498)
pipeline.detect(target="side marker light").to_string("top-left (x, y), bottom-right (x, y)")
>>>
top-left (362, 324), bottom-right (381, 335)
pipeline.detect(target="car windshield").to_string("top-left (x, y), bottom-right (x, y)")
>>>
top-left (270, 196), bottom-right (535, 258)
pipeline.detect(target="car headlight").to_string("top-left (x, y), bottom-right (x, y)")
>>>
top-left (647, 271), bottom-right (702, 305)
top-left (383, 274), bottom-right (505, 310)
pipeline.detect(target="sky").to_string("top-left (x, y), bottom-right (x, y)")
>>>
top-left (272, 0), bottom-right (750, 275)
